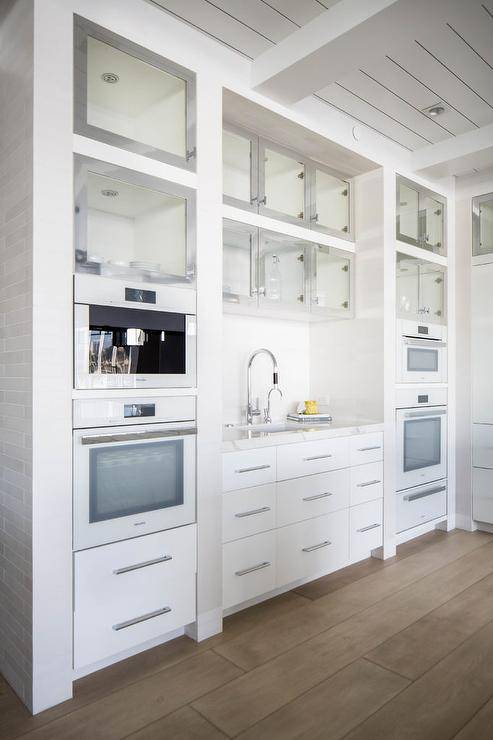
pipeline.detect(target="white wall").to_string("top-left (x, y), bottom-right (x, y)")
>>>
top-left (223, 314), bottom-right (310, 424)
top-left (310, 170), bottom-right (384, 422)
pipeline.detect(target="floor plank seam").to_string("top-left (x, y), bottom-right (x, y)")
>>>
top-left (210, 647), bottom-right (248, 673)
top-left (361, 656), bottom-right (413, 683)
top-left (450, 691), bottom-right (493, 739)
top-left (211, 540), bottom-right (493, 679)
top-left (337, 675), bottom-right (414, 740)
top-left (191, 702), bottom-right (233, 738)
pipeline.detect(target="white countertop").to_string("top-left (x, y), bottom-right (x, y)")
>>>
top-left (222, 419), bottom-right (384, 452)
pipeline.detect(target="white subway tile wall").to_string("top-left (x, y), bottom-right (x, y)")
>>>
top-left (0, 0), bottom-right (34, 710)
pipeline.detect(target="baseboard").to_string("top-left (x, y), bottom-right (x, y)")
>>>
top-left (395, 516), bottom-right (448, 545)
top-left (185, 608), bottom-right (223, 642)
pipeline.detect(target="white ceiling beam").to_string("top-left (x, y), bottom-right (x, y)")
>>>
top-left (412, 123), bottom-right (493, 178)
top-left (251, 0), bottom-right (462, 104)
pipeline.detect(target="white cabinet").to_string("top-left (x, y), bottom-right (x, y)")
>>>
top-left (75, 156), bottom-right (196, 286)
top-left (396, 253), bottom-right (446, 325)
top-left (74, 17), bottom-right (196, 170)
top-left (473, 468), bottom-right (493, 524)
top-left (223, 531), bottom-right (276, 609)
top-left (276, 469), bottom-right (350, 527)
top-left (222, 122), bottom-right (353, 240)
top-left (396, 176), bottom-right (446, 256)
top-left (350, 462), bottom-right (384, 507)
top-left (222, 484), bottom-right (276, 543)
top-left (473, 193), bottom-right (493, 257)
top-left (74, 525), bottom-right (196, 669)
top-left (277, 437), bottom-right (349, 480)
top-left (276, 509), bottom-right (349, 587)
top-left (350, 499), bottom-right (383, 562)
top-left (349, 432), bottom-right (384, 466)
top-left (223, 221), bottom-right (354, 320)
top-left (222, 430), bottom-right (384, 610)
top-left (396, 481), bottom-right (447, 533)
top-left (223, 447), bottom-right (276, 492)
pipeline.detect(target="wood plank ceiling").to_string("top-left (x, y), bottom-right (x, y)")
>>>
top-left (149, 0), bottom-right (493, 152)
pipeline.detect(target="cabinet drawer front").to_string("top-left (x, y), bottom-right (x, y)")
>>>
top-left (276, 469), bottom-right (350, 527)
top-left (350, 433), bottom-right (383, 466)
top-left (223, 531), bottom-right (276, 609)
top-left (350, 499), bottom-right (383, 563)
top-left (223, 448), bottom-right (276, 492)
top-left (74, 526), bottom-right (196, 669)
top-left (223, 484), bottom-right (276, 543)
top-left (350, 462), bottom-right (384, 507)
top-left (396, 483), bottom-right (447, 533)
top-left (277, 437), bottom-right (349, 480)
top-left (276, 510), bottom-right (349, 588)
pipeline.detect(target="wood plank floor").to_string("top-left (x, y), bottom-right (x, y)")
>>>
top-left (3, 530), bottom-right (493, 739)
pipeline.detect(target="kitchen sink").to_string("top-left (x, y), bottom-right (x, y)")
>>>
top-left (235, 422), bottom-right (302, 433)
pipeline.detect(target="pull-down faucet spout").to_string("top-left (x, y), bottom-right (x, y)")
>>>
top-left (246, 348), bottom-right (283, 425)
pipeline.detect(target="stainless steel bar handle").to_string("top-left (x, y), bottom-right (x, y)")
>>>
top-left (404, 485), bottom-right (446, 502)
top-left (113, 555), bottom-right (172, 575)
top-left (82, 428), bottom-right (197, 445)
top-left (357, 446), bottom-right (381, 452)
top-left (304, 454), bottom-right (333, 462)
top-left (113, 606), bottom-right (171, 631)
top-left (235, 464), bottom-right (271, 474)
top-left (404, 409), bottom-right (447, 418)
top-left (235, 506), bottom-right (271, 518)
top-left (404, 338), bottom-right (447, 348)
top-left (357, 523), bottom-right (381, 533)
top-left (302, 492), bottom-right (333, 502)
top-left (302, 540), bottom-right (331, 553)
top-left (356, 479), bottom-right (382, 488)
top-left (235, 561), bottom-right (271, 577)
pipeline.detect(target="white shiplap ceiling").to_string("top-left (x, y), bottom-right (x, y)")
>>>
top-left (149, 0), bottom-right (493, 154)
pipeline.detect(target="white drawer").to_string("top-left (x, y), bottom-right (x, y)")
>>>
top-left (74, 525), bottom-right (196, 669)
top-left (276, 469), bottom-right (350, 527)
top-left (396, 481), bottom-right (447, 533)
top-left (350, 432), bottom-right (383, 466)
top-left (350, 462), bottom-right (384, 507)
top-left (350, 499), bottom-right (383, 562)
top-left (276, 437), bottom-right (349, 480)
top-left (223, 448), bottom-right (276, 492)
top-left (223, 531), bottom-right (276, 609)
top-left (222, 484), bottom-right (276, 543)
top-left (276, 509), bottom-right (349, 588)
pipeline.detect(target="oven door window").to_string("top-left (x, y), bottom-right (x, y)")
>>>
top-left (89, 440), bottom-right (184, 522)
top-left (407, 347), bottom-right (438, 373)
top-left (403, 418), bottom-right (441, 472)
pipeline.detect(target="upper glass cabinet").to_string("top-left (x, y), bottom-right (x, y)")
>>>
top-left (74, 16), bottom-right (196, 170)
top-left (396, 176), bottom-right (446, 255)
top-left (311, 246), bottom-right (352, 315)
top-left (223, 220), bottom-right (258, 305)
top-left (259, 231), bottom-right (309, 312)
top-left (396, 253), bottom-right (446, 324)
top-left (222, 122), bottom-right (353, 240)
top-left (473, 193), bottom-right (493, 257)
top-left (74, 156), bottom-right (196, 285)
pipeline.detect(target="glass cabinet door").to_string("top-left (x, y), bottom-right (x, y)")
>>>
top-left (312, 168), bottom-right (350, 237)
top-left (396, 254), bottom-right (420, 319)
top-left (259, 231), bottom-right (308, 312)
top-left (311, 245), bottom-right (352, 314)
top-left (74, 17), bottom-right (196, 169)
top-left (223, 125), bottom-right (257, 210)
top-left (222, 220), bottom-right (258, 305)
top-left (473, 193), bottom-right (493, 256)
top-left (397, 181), bottom-right (420, 245)
top-left (421, 195), bottom-right (444, 253)
top-left (419, 264), bottom-right (445, 322)
top-left (396, 252), bottom-right (446, 324)
top-left (75, 156), bottom-right (195, 285)
top-left (260, 142), bottom-right (307, 223)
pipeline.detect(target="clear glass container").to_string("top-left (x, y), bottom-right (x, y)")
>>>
top-left (396, 253), bottom-right (446, 324)
top-left (75, 157), bottom-right (195, 284)
top-left (259, 231), bottom-right (308, 311)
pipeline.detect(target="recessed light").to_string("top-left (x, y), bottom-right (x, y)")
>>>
top-left (422, 103), bottom-right (445, 117)
top-left (101, 189), bottom-right (119, 197)
top-left (101, 72), bottom-right (119, 84)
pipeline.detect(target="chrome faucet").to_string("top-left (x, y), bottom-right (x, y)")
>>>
top-left (246, 348), bottom-right (283, 424)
